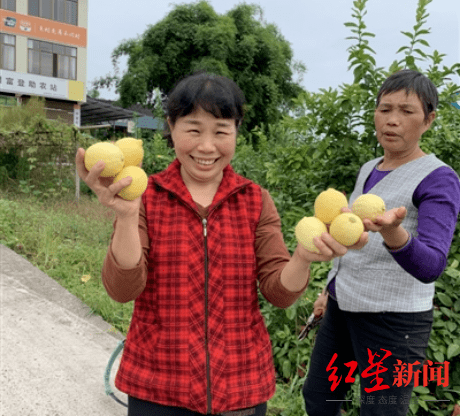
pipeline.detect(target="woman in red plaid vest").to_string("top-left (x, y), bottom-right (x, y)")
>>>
top-left (76, 72), bottom-right (360, 415)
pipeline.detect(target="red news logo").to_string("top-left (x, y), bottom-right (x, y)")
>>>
top-left (326, 348), bottom-right (450, 393)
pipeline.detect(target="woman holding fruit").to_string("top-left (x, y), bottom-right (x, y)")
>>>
top-left (75, 72), bottom-right (364, 416)
top-left (302, 69), bottom-right (460, 416)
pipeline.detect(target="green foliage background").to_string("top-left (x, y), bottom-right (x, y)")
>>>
top-left (93, 0), bottom-right (305, 136)
top-left (232, 1), bottom-right (460, 414)
top-left (0, 97), bottom-right (93, 198)
top-left (1, 0), bottom-right (460, 415)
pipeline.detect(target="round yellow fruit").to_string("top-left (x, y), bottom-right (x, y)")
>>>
top-left (295, 216), bottom-right (328, 253)
top-left (114, 166), bottom-right (148, 200)
top-left (352, 194), bottom-right (386, 221)
top-left (115, 138), bottom-right (144, 167)
top-left (330, 213), bottom-right (364, 246)
top-left (314, 188), bottom-right (348, 224)
top-left (84, 142), bottom-right (125, 177)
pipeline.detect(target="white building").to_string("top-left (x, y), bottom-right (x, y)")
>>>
top-left (0, 0), bottom-right (87, 125)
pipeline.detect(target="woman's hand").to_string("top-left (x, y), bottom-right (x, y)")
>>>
top-left (362, 206), bottom-right (407, 232)
top-left (295, 206), bottom-right (370, 263)
top-left (295, 231), bottom-right (350, 263)
top-left (281, 226), bottom-right (368, 292)
top-left (362, 207), bottom-right (409, 249)
top-left (281, 234), bottom-right (348, 293)
top-left (313, 289), bottom-right (328, 317)
top-left (75, 148), bottom-right (141, 219)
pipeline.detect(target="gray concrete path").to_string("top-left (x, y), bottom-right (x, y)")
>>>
top-left (0, 244), bottom-right (128, 415)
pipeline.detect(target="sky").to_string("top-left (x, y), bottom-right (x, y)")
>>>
top-left (87, 0), bottom-right (460, 101)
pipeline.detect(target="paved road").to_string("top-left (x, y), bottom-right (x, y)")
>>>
top-left (0, 244), bottom-right (128, 415)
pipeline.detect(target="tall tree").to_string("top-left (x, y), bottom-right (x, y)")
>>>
top-left (94, 1), bottom-right (305, 134)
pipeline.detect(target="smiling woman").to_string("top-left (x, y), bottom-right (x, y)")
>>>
top-left (163, 73), bottom-right (244, 206)
top-left (163, 71), bottom-right (245, 147)
top-left (76, 70), bottom-right (354, 416)
top-left (168, 107), bottom-right (237, 206)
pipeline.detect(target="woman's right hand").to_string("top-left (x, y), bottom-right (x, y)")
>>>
top-left (313, 289), bottom-right (328, 317)
top-left (75, 148), bottom-right (141, 219)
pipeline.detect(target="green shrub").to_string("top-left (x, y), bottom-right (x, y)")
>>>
top-left (0, 97), bottom-right (93, 199)
top-left (234, 0), bottom-right (460, 414)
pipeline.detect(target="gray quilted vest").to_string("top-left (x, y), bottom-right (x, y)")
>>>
top-left (327, 153), bottom-right (447, 312)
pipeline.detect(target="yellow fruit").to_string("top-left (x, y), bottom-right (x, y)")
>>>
top-left (115, 138), bottom-right (144, 167)
top-left (295, 216), bottom-right (328, 253)
top-left (330, 213), bottom-right (364, 246)
top-left (352, 194), bottom-right (386, 221)
top-left (84, 142), bottom-right (125, 177)
top-left (114, 166), bottom-right (148, 200)
top-left (314, 188), bottom-right (349, 224)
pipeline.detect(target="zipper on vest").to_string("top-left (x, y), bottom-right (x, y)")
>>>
top-left (202, 218), bottom-right (212, 413)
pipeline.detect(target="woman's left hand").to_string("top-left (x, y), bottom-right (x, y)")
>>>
top-left (363, 206), bottom-right (410, 249)
top-left (363, 206), bottom-right (407, 233)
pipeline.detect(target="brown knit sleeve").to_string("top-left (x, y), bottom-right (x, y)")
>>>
top-left (256, 189), bottom-right (308, 308)
top-left (101, 200), bottom-right (149, 303)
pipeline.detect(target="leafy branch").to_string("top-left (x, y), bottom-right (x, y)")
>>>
top-left (345, 0), bottom-right (378, 85)
top-left (396, 0), bottom-right (433, 69)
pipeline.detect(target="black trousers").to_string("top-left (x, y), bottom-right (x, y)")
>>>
top-left (128, 396), bottom-right (267, 416)
top-left (302, 298), bottom-right (433, 416)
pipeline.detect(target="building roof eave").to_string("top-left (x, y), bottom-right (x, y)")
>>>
top-left (80, 97), bottom-right (135, 125)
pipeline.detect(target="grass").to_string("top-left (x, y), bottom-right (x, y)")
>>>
top-left (0, 190), bottom-right (134, 334)
top-left (0, 189), bottom-right (298, 415)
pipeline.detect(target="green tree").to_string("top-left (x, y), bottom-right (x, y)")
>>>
top-left (232, 1), bottom-right (460, 415)
top-left (93, 1), bottom-right (305, 136)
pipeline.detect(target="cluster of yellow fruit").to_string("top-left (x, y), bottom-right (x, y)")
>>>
top-left (295, 188), bottom-right (386, 253)
top-left (84, 138), bottom-right (148, 200)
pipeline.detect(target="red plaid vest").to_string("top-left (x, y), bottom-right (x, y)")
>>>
top-left (115, 159), bottom-right (275, 414)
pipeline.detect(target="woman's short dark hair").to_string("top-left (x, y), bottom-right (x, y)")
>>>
top-left (163, 71), bottom-right (245, 147)
top-left (376, 69), bottom-right (438, 120)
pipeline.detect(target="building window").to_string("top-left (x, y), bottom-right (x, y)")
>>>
top-left (29, 0), bottom-right (78, 26)
top-left (28, 39), bottom-right (76, 80)
top-left (0, 0), bottom-right (16, 11)
top-left (0, 33), bottom-right (15, 70)
top-left (0, 94), bottom-right (17, 106)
